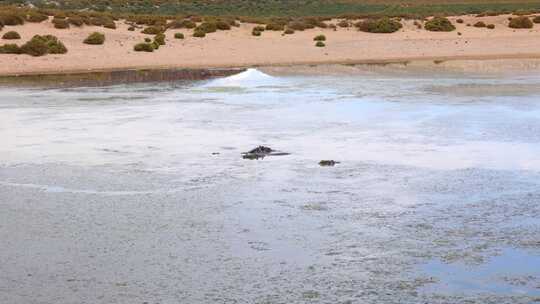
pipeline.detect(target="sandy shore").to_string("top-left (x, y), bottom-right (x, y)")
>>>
top-left (1, 14), bottom-right (540, 76)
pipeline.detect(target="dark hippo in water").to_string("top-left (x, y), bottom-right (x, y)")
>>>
top-left (319, 160), bottom-right (340, 166)
top-left (242, 146), bottom-right (290, 160)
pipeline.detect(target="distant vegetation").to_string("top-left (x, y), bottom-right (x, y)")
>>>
top-left (1, 0), bottom-right (540, 18)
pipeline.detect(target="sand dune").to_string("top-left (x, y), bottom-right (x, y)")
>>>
top-left (1, 14), bottom-right (540, 75)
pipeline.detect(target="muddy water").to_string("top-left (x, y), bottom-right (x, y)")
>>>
top-left (1, 68), bottom-right (539, 303)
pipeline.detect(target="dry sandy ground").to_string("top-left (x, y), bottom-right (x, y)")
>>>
top-left (1, 14), bottom-right (540, 75)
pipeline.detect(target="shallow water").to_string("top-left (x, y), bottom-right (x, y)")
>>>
top-left (1, 68), bottom-right (539, 303)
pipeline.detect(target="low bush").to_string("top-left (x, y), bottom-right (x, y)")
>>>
top-left (142, 26), bottom-right (163, 35)
top-left (103, 21), bottom-right (116, 29)
top-left (167, 19), bottom-right (196, 29)
top-left (487, 24), bottom-right (495, 29)
top-left (20, 35), bottom-right (67, 56)
top-left (252, 29), bottom-right (261, 36)
top-left (313, 34), bottom-right (326, 41)
top-left (534, 16), bottom-right (540, 24)
top-left (215, 20), bottom-right (231, 30)
top-left (84, 32), bottom-right (105, 45)
top-left (2, 31), bottom-right (21, 40)
top-left (0, 13), bottom-right (25, 26)
top-left (174, 32), bottom-right (184, 39)
top-left (424, 17), bottom-right (455, 32)
top-left (253, 25), bottom-right (265, 32)
top-left (151, 41), bottom-right (159, 50)
top-left (196, 22), bottom-right (217, 33)
top-left (456, 18), bottom-right (464, 24)
top-left (26, 13), bottom-right (48, 23)
top-left (265, 23), bottom-right (284, 31)
top-left (52, 17), bottom-right (69, 29)
top-left (474, 21), bottom-right (486, 27)
top-left (67, 16), bottom-right (84, 27)
top-left (128, 26), bottom-right (135, 31)
top-left (144, 37), bottom-right (152, 42)
top-left (193, 29), bottom-right (206, 37)
top-left (338, 20), bottom-right (350, 28)
top-left (315, 41), bottom-right (325, 47)
top-left (283, 28), bottom-right (294, 34)
top-left (134, 42), bottom-right (154, 52)
top-left (287, 21), bottom-right (312, 31)
top-left (154, 33), bottom-right (165, 45)
top-left (509, 16), bottom-right (533, 28)
top-left (356, 17), bottom-right (402, 33)
top-left (0, 43), bottom-right (21, 54)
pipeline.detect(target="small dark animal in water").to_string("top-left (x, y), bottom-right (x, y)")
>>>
top-left (248, 146), bottom-right (273, 154)
top-left (242, 146), bottom-right (290, 160)
top-left (319, 160), bottom-right (340, 166)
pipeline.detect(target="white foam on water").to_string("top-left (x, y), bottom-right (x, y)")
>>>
top-left (204, 68), bottom-right (278, 87)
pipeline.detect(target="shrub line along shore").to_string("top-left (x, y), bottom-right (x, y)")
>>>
top-left (1, 8), bottom-right (540, 77)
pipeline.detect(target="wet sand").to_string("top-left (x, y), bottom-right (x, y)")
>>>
top-left (1, 14), bottom-right (540, 76)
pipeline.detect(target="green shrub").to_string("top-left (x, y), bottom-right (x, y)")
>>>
top-left (2, 31), bottom-right (21, 40)
top-left (474, 21), bottom-right (486, 27)
top-left (103, 20), bottom-right (116, 29)
top-left (190, 16), bottom-right (203, 23)
top-left (26, 13), bottom-right (48, 23)
top-left (20, 35), bottom-right (67, 56)
top-left (134, 42), bottom-right (154, 52)
top-left (287, 20), bottom-right (312, 31)
top-left (0, 43), bottom-right (21, 54)
top-left (193, 29), bottom-right (206, 37)
top-left (313, 34), bottom-right (326, 41)
top-left (144, 37), bottom-right (152, 43)
top-left (253, 25), bottom-right (265, 32)
top-left (265, 23), bottom-right (284, 31)
top-left (52, 17), bottom-right (69, 29)
top-left (142, 26), bottom-right (162, 34)
top-left (174, 32), bottom-right (184, 39)
top-left (154, 33), bottom-right (165, 45)
top-left (315, 41), bottom-right (325, 47)
top-left (151, 41), bottom-right (159, 50)
top-left (167, 19), bottom-right (196, 29)
top-left (0, 13), bottom-right (25, 26)
top-left (534, 16), bottom-right (540, 24)
top-left (456, 18), bottom-right (464, 24)
top-left (215, 20), bottom-right (231, 30)
top-left (337, 20), bottom-right (350, 27)
top-left (21, 37), bottom-right (48, 56)
top-left (509, 16), bottom-right (533, 28)
top-left (487, 24), bottom-right (495, 29)
top-left (424, 17), bottom-right (455, 32)
top-left (356, 17), bottom-right (402, 33)
top-left (196, 22), bottom-right (217, 33)
top-left (84, 32), bottom-right (105, 45)
top-left (67, 16), bottom-right (84, 27)
top-left (128, 26), bottom-right (135, 31)
top-left (283, 28), bottom-right (294, 34)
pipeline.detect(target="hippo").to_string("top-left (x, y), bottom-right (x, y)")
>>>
top-left (319, 160), bottom-right (340, 166)
top-left (242, 146), bottom-right (290, 160)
